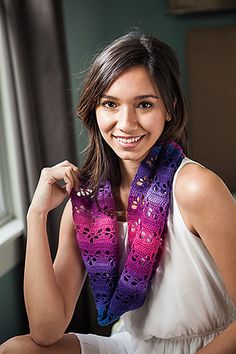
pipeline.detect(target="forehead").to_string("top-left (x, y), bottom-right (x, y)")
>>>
top-left (104, 66), bottom-right (158, 96)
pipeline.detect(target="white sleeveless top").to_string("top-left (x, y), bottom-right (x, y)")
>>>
top-left (116, 157), bottom-right (236, 353)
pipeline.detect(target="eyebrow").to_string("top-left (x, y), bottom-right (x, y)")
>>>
top-left (100, 94), bottom-right (160, 100)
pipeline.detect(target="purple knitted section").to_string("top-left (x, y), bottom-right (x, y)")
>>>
top-left (71, 142), bottom-right (184, 325)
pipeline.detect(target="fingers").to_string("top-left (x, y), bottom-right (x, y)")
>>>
top-left (54, 160), bottom-right (79, 172)
top-left (63, 166), bottom-right (80, 194)
top-left (41, 161), bottom-right (80, 194)
top-left (55, 161), bottom-right (80, 192)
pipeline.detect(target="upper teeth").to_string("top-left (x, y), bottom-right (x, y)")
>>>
top-left (117, 136), bottom-right (141, 143)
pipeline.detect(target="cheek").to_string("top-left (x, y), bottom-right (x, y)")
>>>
top-left (96, 111), bottom-right (105, 131)
top-left (96, 112), bottom-right (115, 134)
top-left (141, 115), bottom-right (166, 133)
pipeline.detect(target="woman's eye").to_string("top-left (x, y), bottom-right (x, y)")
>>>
top-left (102, 101), bottom-right (117, 109)
top-left (138, 102), bottom-right (152, 109)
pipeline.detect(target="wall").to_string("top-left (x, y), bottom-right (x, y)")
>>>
top-left (62, 0), bottom-right (236, 163)
top-left (0, 263), bottom-right (28, 342)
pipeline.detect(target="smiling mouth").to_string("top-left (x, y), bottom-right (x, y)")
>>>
top-left (114, 135), bottom-right (144, 144)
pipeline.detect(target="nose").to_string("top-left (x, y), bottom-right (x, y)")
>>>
top-left (116, 106), bottom-right (138, 132)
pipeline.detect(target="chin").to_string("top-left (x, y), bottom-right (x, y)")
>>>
top-left (115, 150), bottom-right (147, 162)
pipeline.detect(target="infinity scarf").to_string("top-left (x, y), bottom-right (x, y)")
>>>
top-left (71, 141), bottom-right (184, 325)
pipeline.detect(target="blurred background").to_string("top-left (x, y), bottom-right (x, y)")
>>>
top-left (0, 0), bottom-right (235, 343)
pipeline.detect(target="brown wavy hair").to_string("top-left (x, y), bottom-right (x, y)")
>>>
top-left (77, 32), bottom-right (188, 193)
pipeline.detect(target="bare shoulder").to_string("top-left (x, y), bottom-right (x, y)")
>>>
top-left (58, 198), bottom-right (78, 248)
top-left (61, 198), bottom-right (74, 225)
top-left (175, 161), bottom-right (235, 211)
top-left (174, 161), bottom-right (236, 237)
top-left (54, 198), bottom-right (85, 284)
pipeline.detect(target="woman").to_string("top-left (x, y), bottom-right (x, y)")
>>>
top-left (1, 32), bottom-right (236, 354)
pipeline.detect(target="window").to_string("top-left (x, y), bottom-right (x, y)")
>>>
top-left (0, 92), bottom-right (13, 228)
top-left (0, 7), bottom-right (24, 276)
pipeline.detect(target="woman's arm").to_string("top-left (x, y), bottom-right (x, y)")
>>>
top-left (24, 161), bottom-right (86, 346)
top-left (176, 163), bottom-right (236, 354)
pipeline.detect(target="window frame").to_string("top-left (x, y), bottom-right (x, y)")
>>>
top-left (0, 92), bottom-right (13, 227)
top-left (0, 6), bottom-right (25, 276)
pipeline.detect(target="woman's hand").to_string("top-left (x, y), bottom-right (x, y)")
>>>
top-left (29, 160), bottom-right (79, 216)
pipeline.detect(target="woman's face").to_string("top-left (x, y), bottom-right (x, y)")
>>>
top-left (96, 66), bottom-right (168, 166)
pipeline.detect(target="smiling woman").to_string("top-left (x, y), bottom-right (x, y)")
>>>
top-left (1, 31), bottom-right (236, 354)
top-left (78, 34), bottom-right (188, 196)
top-left (96, 66), bottom-right (167, 166)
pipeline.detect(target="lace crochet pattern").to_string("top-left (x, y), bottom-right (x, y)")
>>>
top-left (71, 142), bottom-right (184, 325)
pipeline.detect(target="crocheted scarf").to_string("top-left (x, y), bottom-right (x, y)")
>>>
top-left (71, 141), bottom-right (184, 326)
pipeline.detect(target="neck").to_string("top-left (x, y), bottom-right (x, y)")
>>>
top-left (113, 161), bottom-right (139, 221)
top-left (113, 183), bottom-right (129, 221)
top-left (119, 160), bottom-right (140, 189)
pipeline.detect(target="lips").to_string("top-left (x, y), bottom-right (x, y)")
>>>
top-left (113, 134), bottom-right (145, 148)
top-left (116, 136), bottom-right (142, 144)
